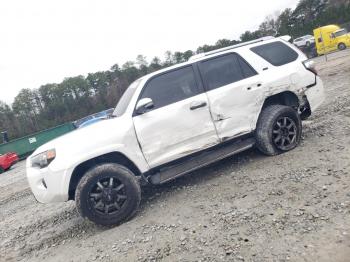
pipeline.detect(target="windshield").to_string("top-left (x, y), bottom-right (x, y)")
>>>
top-left (334, 29), bottom-right (347, 38)
top-left (113, 79), bottom-right (141, 117)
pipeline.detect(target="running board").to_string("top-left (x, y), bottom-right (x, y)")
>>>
top-left (149, 137), bottom-right (255, 185)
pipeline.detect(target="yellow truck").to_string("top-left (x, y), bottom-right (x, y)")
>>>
top-left (314, 24), bottom-right (350, 55)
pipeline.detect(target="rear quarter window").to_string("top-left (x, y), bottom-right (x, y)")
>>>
top-left (250, 41), bottom-right (299, 66)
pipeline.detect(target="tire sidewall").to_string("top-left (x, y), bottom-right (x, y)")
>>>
top-left (76, 163), bottom-right (141, 226)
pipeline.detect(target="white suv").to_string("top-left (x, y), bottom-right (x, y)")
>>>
top-left (293, 35), bottom-right (315, 47)
top-left (26, 36), bottom-right (324, 226)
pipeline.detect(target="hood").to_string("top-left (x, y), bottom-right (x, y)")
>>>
top-left (31, 116), bottom-right (129, 158)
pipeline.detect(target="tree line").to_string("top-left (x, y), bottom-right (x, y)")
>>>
top-left (1, 0), bottom-right (349, 140)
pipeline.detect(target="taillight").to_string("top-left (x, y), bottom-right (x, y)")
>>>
top-left (303, 60), bottom-right (318, 75)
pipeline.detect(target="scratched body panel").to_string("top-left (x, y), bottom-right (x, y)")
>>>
top-left (206, 74), bottom-right (264, 140)
top-left (133, 93), bottom-right (219, 168)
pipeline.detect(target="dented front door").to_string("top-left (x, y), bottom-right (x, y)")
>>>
top-left (133, 66), bottom-right (219, 168)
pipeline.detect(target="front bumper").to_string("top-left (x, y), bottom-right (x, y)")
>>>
top-left (26, 159), bottom-right (70, 203)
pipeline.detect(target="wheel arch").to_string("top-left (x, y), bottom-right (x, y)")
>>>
top-left (254, 90), bottom-right (306, 128)
top-left (262, 91), bottom-right (300, 110)
top-left (68, 152), bottom-right (141, 200)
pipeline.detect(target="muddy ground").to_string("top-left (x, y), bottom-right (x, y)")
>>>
top-left (1, 50), bottom-right (350, 262)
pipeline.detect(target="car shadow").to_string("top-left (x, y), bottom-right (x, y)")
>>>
top-left (138, 147), bottom-right (264, 211)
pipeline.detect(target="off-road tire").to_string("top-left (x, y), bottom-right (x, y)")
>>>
top-left (255, 105), bottom-right (302, 156)
top-left (338, 43), bottom-right (346, 51)
top-left (75, 163), bottom-right (141, 226)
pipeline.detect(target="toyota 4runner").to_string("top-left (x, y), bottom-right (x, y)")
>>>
top-left (26, 36), bottom-right (324, 225)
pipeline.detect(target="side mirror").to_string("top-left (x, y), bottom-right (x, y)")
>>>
top-left (135, 98), bottom-right (154, 114)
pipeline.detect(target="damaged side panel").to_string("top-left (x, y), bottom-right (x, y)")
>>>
top-left (133, 93), bottom-right (219, 168)
top-left (205, 75), bottom-right (265, 141)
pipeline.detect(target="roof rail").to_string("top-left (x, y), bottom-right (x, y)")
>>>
top-left (189, 36), bottom-right (275, 61)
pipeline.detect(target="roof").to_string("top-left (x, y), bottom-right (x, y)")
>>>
top-left (139, 35), bottom-right (285, 82)
top-left (189, 36), bottom-right (274, 61)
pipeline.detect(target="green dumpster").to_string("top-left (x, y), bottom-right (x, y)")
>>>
top-left (0, 123), bottom-right (75, 159)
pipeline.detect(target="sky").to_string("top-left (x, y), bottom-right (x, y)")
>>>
top-left (0, 0), bottom-right (298, 104)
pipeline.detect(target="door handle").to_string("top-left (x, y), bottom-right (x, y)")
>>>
top-left (190, 101), bottom-right (207, 110)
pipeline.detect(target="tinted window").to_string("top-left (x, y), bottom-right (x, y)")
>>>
top-left (237, 56), bottom-right (257, 78)
top-left (250, 41), bottom-right (298, 66)
top-left (199, 54), bottom-right (256, 91)
top-left (140, 66), bottom-right (199, 110)
top-left (200, 54), bottom-right (245, 91)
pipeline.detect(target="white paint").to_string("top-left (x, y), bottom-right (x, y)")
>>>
top-left (305, 76), bottom-right (325, 112)
top-left (133, 93), bottom-right (218, 167)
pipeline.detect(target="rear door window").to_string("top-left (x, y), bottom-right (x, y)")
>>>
top-left (199, 54), bottom-right (257, 91)
top-left (237, 56), bottom-right (257, 78)
top-left (250, 41), bottom-right (298, 66)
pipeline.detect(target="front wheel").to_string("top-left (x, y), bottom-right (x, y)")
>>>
top-left (255, 105), bottom-right (302, 156)
top-left (75, 163), bottom-right (141, 226)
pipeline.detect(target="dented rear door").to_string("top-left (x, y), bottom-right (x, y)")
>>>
top-left (198, 53), bottom-right (263, 141)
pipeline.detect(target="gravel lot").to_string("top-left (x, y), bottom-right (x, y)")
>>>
top-left (1, 50), bottom-right (350, 262)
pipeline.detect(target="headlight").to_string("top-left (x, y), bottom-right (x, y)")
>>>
top-left (31, 149), bottom-right (56, 168)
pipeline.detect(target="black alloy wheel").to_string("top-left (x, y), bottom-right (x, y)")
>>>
top-left (89, 177), bottom-right (128, 215)
top-left (255, 104), bottom-right (302, 156)
top-left (272, 116), bottom-right (297, 151)
top-left (75, 163), bottom-right (141, 226)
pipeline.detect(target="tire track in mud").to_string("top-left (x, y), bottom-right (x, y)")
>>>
top-left (1, 206), bottom-right (99, 261)
top-left (0, 187), bottom-right (32, 206)
top-left (0, 192), bottom-right (34, 221)
top-left (18, 218), bottom-right (101, 259)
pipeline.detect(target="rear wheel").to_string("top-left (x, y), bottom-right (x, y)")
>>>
top-left (338, 43), bottom-right (346, 51)
top-left (255, 105), bottom-right (302, 156)
top-left (75, 163), bottom-right (141, 226)
top-left (0, 166), bottom-right (4, 174)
